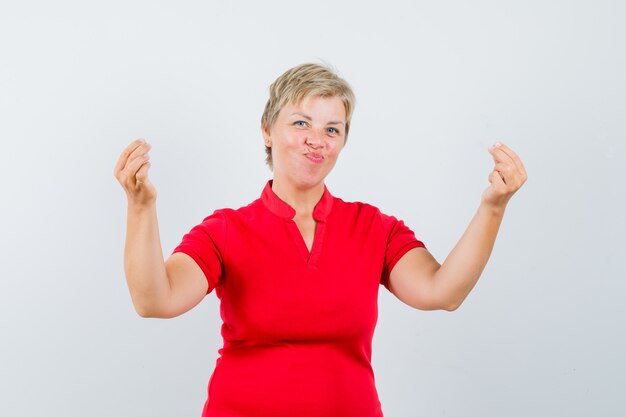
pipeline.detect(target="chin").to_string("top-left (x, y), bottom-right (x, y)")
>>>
top-left (293, 168), bottom-right (330, 189)
top-left (275, 159), bottom-right (335, 189)
top-left (295, 175), bottom-right (325, 189)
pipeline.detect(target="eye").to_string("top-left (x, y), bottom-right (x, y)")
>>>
top-left (327, 127), bottom-right (340, 135)
top-left (294, 121), bottom-right (308, 127)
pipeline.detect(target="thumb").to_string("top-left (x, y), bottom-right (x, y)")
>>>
top-left (135, 161), bottom-right (152, 186)
top-left (488, 169), bottom-right (505, 187)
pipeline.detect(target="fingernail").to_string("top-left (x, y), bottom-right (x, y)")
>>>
top-left (494, 142), bottom-right (502, 147)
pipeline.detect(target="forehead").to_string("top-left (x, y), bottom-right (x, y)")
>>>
top-left (279, 95), bottom-right (346, 120)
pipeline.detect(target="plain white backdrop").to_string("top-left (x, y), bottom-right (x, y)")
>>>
top-left (1, 1), bottom-right (625, 416)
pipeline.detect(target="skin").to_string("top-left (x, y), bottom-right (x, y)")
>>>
top-left (262, 95), bottom-right (347, 251)
top-left (114, 95), bottom-right (527, 317)
top-left (389, 141), bottom-right (527, 311)
top-left (114, 139), bottom-right (207, 318)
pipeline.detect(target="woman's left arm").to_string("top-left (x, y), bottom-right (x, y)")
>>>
top-left (388, 143), bottom-right (528, 311)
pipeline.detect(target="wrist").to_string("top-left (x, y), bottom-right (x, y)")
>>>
top-left (478, 200), bottom-right (507, 218)
top-left (127, 200), bottom-right (157, 215)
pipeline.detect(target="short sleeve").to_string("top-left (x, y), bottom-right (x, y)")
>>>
top-left (379, 212), bottom-right (426, 290)
top-left (171, 211), bottom-right (227, 294)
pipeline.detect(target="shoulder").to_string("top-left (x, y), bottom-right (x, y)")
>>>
top-left (330, 195), bottom-right (417, 239)
top-left (197, 197), bottom-right (267, 233)
top-left (331, 195), bottom-right (382, 216)
top-left (215, 198), bottom-right (263, 220)
top-left (331, 195), bottom-right (399, 223)
top-left (329, 196), bottom-right (391, 233)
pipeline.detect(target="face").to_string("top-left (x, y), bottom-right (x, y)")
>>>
top-left (263, 95), bottom-right (346, 190)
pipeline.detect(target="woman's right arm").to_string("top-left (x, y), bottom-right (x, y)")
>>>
top-left (114, 139), bottom-right (208, 318)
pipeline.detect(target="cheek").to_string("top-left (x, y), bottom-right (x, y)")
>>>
top-left (327, 140), bottom-right (343, 154)
top-left (281, 131), bottom-right (306, 148)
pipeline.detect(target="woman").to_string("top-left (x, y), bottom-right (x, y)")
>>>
top-left (114, 63), bottom-right (527, 416)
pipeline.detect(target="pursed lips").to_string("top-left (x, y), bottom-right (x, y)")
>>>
top-left (304, 152), bottom-right (324, 163)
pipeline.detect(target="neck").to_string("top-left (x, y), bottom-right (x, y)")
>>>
top-left (271, 178), bottom-right (325, 217)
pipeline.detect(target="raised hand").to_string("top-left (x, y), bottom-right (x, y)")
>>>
top-left (114, 138), bottom-right (157, 207)
top-left (482, 142), bottom-right (527, 210)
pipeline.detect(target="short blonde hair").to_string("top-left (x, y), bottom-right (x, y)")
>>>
top-left (261, 63), bottom-right (356, 168)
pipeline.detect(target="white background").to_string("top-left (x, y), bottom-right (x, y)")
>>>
top-left (1, 1), bottom-right (625, 416)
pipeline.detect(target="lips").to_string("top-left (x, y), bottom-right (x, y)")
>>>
top-left (305, 152), bottom-right (324, 163)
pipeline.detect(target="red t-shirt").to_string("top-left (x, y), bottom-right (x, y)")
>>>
top-left (172, 181), bottom-right (425, 417)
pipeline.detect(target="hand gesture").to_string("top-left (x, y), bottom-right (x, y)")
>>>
top-left (114, 138), bottom-right (157, 207)
top-left (482, 142), bottom-right (527, 210)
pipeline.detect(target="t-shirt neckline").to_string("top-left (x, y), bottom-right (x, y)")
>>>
top-left (260, 180), bottom-right (334, 222)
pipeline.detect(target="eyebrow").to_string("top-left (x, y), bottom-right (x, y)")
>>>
top-left (289, 112), bottom-right (345, 125)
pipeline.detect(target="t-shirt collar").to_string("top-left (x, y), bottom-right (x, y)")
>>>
top-left (261, 180), bottom-right (334, 222)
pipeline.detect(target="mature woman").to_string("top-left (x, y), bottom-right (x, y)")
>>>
top-left (114, 63), bottom-right (527, 416)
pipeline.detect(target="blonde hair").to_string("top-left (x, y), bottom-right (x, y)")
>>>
top-left (261, 63), bottom-right (356, 168)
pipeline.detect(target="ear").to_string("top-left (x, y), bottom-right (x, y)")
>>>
top-left (261, 124), bottom-right (272, 147)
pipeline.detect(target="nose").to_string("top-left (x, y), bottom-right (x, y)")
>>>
top-left (305, 129), bottom-right (325, 148)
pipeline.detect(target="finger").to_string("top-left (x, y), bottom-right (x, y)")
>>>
top-left (122, 153), bottom-right (151, 187)
top-left (135, 161), bottom-right (151, 184)
top-left (127, 141), bottom-right (151, 164)
top-left (493, 142), bottom-right (519, 163)
top-left (494, 162), bottom-right (515, 179)
top-left (495, 143), bottom-right (526, 177)
top-left (121, 144), bottom-right (152, 182)
top-left (489, 146), bottom-right (524, 186)
top-left (488, 143), bottom-right (515, 166)
top-left (114, 138), bottom-right (146, 176)
top-left (491, 142), bottom-right (526, 176)
top-left (489, 169), bottom-right (506, 186)
top-left (495, 161), bottom-right (529, 190)
top-left (496, 170), bottom-right (506, 185)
